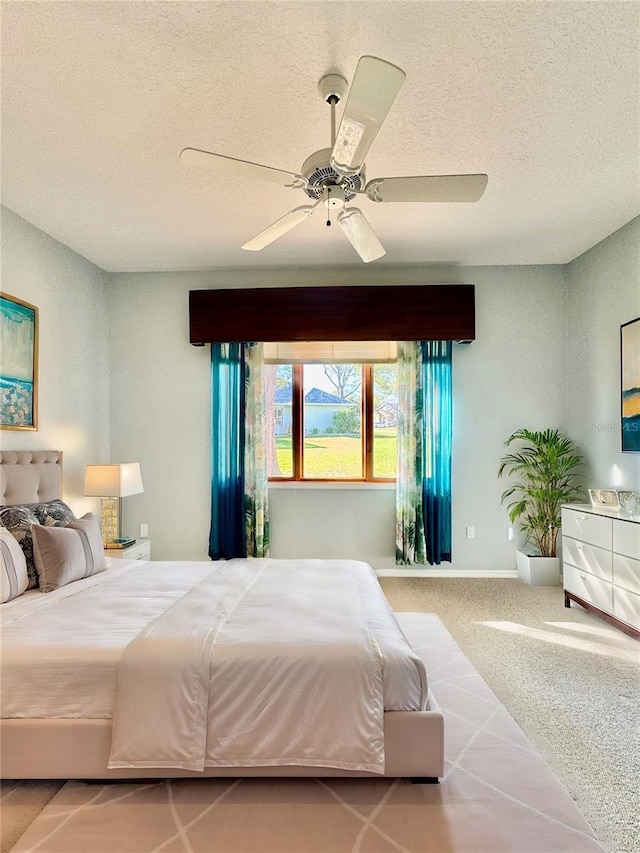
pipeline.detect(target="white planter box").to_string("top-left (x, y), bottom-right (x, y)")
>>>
top-left (516, 551), bottom-right (560, 586)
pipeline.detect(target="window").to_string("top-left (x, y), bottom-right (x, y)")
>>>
top-left (266, 362), bottom-right (397, 482)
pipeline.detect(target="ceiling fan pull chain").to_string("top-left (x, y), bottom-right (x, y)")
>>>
top-left (326, 187), bottom-right (332, 226)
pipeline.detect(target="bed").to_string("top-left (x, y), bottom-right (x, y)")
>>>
top-left (0, 450), bottom-right (444, 781)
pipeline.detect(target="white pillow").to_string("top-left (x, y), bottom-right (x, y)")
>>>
top-left (0, 527), bottom-right (29, 603)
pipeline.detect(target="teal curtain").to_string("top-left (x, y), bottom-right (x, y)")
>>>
top-left (209, 342), bottom-right (270, 560)
top-left (243, 343), bottom-right (269, 557)
top-left (396, 340), bottom-right (452, 566)
top-left (421, 340), bottom-right (452, 565)
top-left (209, 343), bottom-right (246, 560)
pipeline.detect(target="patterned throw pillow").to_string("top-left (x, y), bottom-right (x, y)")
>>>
top-left (32, 512), bottom-right (107, 593)
top-left (0, 505), bottom-right (41, 589)
top-left (1, 528), bottom-right (29, 602)
top-left (30, 499), bottom-right (76, 527)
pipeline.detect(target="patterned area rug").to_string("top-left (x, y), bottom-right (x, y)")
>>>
top-left (11, 614), bottom-right (604, 853)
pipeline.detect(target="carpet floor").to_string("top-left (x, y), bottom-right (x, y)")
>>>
top-left (5, 613), bottom-right (606, 853)
top-left (381, 579), bottom-right (640, 853)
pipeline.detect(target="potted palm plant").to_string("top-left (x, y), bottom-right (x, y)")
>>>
top-left (498, 428), bottom-right (584, 585)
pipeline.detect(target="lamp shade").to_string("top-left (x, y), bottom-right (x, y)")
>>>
top-left (84, 463), bottom-right (143, 498)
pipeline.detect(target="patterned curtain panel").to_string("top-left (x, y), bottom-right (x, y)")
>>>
top-left (395, 341), bottom-right (426, 564)
top-left (209, 343), bottom-right (247, 560)
top-left (244, 343), bottom-right (270, 557)
top-left (395, 340), bottom-right (453, 566)
top-left (421, 340), bottom-right (452, 565)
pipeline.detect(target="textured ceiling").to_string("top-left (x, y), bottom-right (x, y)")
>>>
top-left (2, 1), bottom-right (639, 272)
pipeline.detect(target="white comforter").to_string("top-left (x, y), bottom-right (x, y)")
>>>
top-left (1, 558), bottom-right (427, 773)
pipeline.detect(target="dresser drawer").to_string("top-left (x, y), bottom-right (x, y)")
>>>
top-left (613, 519), bottom-right (640, 560)
top-left (562, 537), bottom-right (612, 581)
top-left (563, 563), bottom-right (613, 612)
top-left (612, 586), bottom-right (640, 631)
top-left (613, 553), bottom-right (640, 595)
top-left (562, 509), bottom-right (612, 550)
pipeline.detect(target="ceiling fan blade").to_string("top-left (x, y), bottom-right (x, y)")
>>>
top-left (242, 205), bottom-right (318, 251)
top-left (330, 56), bottom-right (405, 177)
top-left (337, 208), bottom-right (386, 263)
top-left (180, 148), bottom-right (308, 190)
top-left (365, 174), bottom-right (488, 203)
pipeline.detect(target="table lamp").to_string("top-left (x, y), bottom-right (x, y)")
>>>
top-left (84, 463), bottom-right (144, 544)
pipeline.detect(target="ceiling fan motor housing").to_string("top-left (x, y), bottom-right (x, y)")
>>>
top-left (317, 73), bottom-right (348, 105)
top-left (301, 148), bottom-right (365, 202)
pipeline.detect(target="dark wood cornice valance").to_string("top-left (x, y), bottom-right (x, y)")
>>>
top-left (189, 284), bottom-right (475, 344)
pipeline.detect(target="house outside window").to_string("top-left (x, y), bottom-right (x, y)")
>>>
top-left (266, 360), bottom-right (397, 482)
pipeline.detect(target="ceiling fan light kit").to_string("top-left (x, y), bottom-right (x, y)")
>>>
top-left (323, 186), bottom-right (346, 210)
top-left (180, 55), bottom-right (488, 263)
top-left (338, 208), bottom-right (386, 263)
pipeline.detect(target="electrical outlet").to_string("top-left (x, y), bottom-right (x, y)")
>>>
top-left (140, 523), bottom-right (148, 538)
top-left (466, 526), bottom-right (475, 539)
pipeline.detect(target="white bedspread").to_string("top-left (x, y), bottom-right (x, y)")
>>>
top-left (109, 559), bottom-right (386, 773)
top-left (1, 558), bottom-right (427, 773)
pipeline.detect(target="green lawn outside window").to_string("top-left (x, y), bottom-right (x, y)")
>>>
top-left (275, 428), bottom-right (397, 479)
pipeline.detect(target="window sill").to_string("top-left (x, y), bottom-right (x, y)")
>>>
top-left (268, 481), bottom-right (396, 491)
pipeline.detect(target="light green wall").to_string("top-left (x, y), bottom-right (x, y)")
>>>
top-left (0, 207), bottom-right (111, 511)
top-left (566, 216), bottom-right (640, 491)
top-left (107, 264), bottom-right (567, 570)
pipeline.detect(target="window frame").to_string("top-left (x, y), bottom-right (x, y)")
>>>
top-left (269, 363), bottom-right (395, 484)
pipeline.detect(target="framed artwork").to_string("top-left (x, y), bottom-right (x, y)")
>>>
top-left (621, 317), bottom-right (640, 452)
top-left (0, 293), bottom-right (38, 430)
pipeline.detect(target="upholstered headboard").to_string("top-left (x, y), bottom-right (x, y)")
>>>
top-left (0, 451), bottom-right (63, 506)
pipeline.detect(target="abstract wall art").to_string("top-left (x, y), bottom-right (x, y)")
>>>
top-left (0, 293), bottom-right (38, 430)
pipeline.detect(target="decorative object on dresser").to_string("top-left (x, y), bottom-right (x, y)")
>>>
top-left (498, 428), bottom-right (584, 585)
top-left (619, 490), bottom-right (640, 514)
top-left (621, 317), bottom-right (640, 453)
top-left (0, 292), bottom-right (38, 430)
top-left (83, 463), bottom-right (143, 545)
top-left (562, 504), bottom-right (640, 638)
top-left (589, 488), bottom-right (621, 510)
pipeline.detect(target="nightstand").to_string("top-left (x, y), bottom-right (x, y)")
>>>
top-left (104, 538), bottom-right (151, 561)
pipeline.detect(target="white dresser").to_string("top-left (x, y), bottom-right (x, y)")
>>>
top-left (562, 505), bottom-right (640, 638)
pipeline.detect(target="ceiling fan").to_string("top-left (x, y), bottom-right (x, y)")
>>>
top-left (180, 56), bottom-right (488, 263)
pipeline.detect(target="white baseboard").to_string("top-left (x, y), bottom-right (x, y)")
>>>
top-left (375, 569), bottom-right (519, 578)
